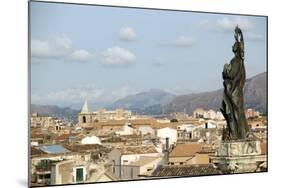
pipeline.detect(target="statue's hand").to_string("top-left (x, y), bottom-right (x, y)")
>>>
top-left (235, 25), bottom-right (241, 34)
top-left (223, 63), bottom-right (231, 76)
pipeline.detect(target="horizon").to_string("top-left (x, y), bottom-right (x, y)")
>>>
top-left (30, 2), bottom-right (267, 109)
top-left (31, 71), bottom-right (266, 110)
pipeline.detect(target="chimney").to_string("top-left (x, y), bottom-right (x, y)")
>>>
top-left (163, 137), bottom-right (169, 165)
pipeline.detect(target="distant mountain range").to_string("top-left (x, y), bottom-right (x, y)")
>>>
top-left (108, 88), bottom-right (176, 113)
top-left (30, 104), bottom-right (80, 123)
top-left (31, 72), bottom-right (267, 120)
top-left (163, 72), bottom-right (267, 114)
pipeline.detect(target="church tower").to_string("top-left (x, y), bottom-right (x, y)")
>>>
top-left (78, 100), bottom-right (93, 127)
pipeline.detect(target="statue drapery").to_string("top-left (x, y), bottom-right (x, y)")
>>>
top-left (220, 26), bottom-right (250, 140)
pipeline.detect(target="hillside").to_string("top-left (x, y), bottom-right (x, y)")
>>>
top-left (163, 72), bottom-right (267, 114)
top-left (108, 89), bottom-right (176, 113)
top-left (30, 104), bottom-right (80, 123)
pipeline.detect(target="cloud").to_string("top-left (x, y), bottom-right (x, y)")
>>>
top-left (54, 34), bottom-right (72, 49)
top-left (119, 26), bottom-right (137, 41)
top-left (31, 34), bottom-right (72, 59)
top-left (101, 46), bottom-right (136, 68)
top-left (32, 85), bottom-right (105, 104)
top-left (31, 34), bottom-right (93, 63)
top-left (31, 39), bottom-right (51, 58)
top-left (216, 17), bottom-right (255, 32)
top-left (31, 85), bottom-right (134, 106)
top-left (69, 49), bottom-right (94, 62)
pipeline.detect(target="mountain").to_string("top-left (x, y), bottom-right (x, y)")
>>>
top-left (30, 72), bottom-right (266, 119)
top-left (163, 72), bottom-right (267, 114)
top-left (30, 104), bottom-right (80, 123)
top-left (108, 89), bottom-right (176, 113)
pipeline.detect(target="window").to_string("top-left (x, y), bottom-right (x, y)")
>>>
top-left (76, 168), bottom-right (84, 182)
top-left (38, 174), bottom-right (51, 179)
top-left (82, 116), bottom-right (86, 123)
top-left (180, 162), bottom-right (183, 165)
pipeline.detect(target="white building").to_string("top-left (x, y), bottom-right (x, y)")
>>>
top-left (193, 108), bottom-right (225, 120)
top-left (138, 126), bottom-right (155, 135)
top-left (177, 124), bottom-right (195, 132)
top-left (116, 123), bottom-right (134, 136)
top-left (81, 135), bottom-right (101, 145)
top-left (156, 119), bottom-right (171, 124)
top-left (157, 127), bottom-right (177, 146)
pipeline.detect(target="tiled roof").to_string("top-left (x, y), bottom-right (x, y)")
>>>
top-left (63, 144), bottom-right (111, 153)
top-left (54, 133), bottom-right (80, 140)
top-left (130, 156), bottom-right (160, 166)
top-left (170, 143), bottom-right (213, 157)
top-left (117, 145), bottom-right (159, 155)
top-left (31, 147), bottom-right (47, 155)
top-left (152, 164), bottom-right (222, 177)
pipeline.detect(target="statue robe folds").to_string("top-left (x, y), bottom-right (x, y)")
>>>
top-left (220, 26), bottom-right (249, 140)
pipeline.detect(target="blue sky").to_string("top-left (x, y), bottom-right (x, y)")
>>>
top-left (30, 2), bottom-right (267, 109)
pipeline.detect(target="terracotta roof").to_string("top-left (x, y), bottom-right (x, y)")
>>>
top-left (117, 145), bottom-right (159, 155)
top-left (31, 147), bottom-right (47, 155)
top-left (152, 164), bottom-right (222, 177)
top-left (63, 144), bottom-right (111, 153)
top-left (30, 134), bottom-right (44, 139)
top-left (54, 133), bottom-right (80, 140)
top-left (130, 156), bottom-right (160, 166)
top-left (170, 143), bottom-right (213, 157)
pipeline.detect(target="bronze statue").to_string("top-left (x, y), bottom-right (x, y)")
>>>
top-left (220, 26), bottom-right (250, 140)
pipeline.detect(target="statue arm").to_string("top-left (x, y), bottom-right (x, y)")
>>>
top-left (236, 26), bottom-right (244, 59)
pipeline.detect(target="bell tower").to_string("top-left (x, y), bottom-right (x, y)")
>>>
top-left (78, 100), bottom-right (93, 127)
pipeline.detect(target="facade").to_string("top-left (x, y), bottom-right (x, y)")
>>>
top-left (245, 108), bottom-right (260, 118)
top-left (78, 100), bottom-right (132, 127)
top-left (193, 108), bottom-right (224, 120)
top-left (168, 143), bottom-right (215, 166)
top-left (138, 126), bottom-right (155, 135)
top-left (130, 156), bottom-right (163, 176)
top-left (157, 127), bottom-right (177, 146)
top-left (176, 124), bottom-right (195, 141)
top-left (116, 123), bottom-right (135, 136)
top-left (107, 146), bottom-right (161, 180)
top-left (31, 113), bottom-right (62, 129)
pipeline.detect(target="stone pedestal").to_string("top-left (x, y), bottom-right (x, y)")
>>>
top-left (210, 140), bottom-right (267, 173)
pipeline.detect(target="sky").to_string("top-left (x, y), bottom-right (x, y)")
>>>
top-left (30, 1), bottom-right (267, 109)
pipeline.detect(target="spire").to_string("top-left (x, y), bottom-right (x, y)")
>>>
top-left (81, 100), bottom-right (89, 114)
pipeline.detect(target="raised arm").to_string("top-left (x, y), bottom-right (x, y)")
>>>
top-left (235, 25), bottom-right (244, 60)
top-left (239, 29), bottom-right (244, 60)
